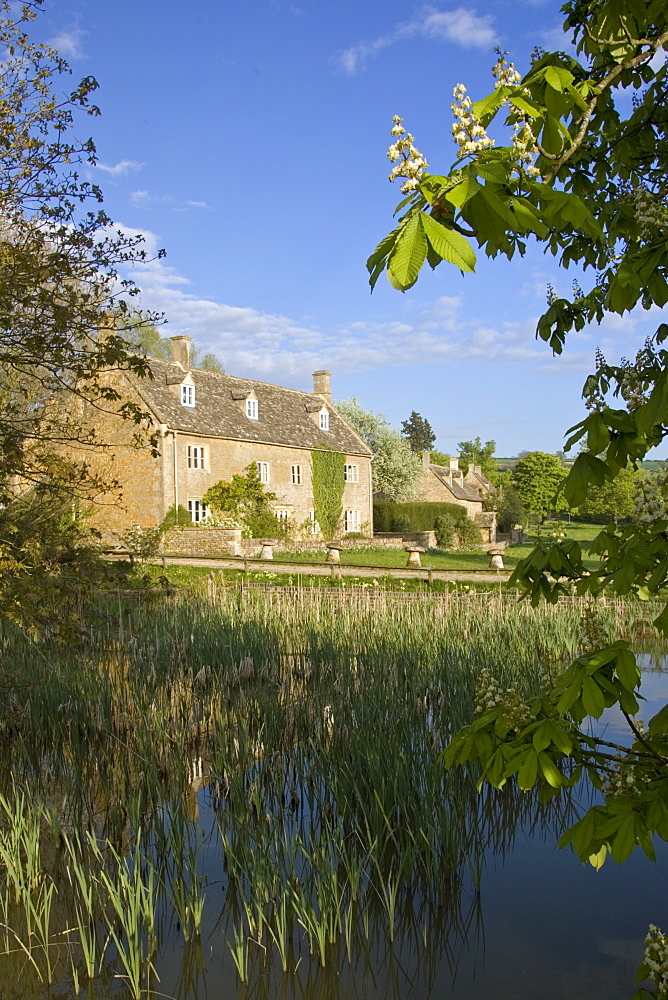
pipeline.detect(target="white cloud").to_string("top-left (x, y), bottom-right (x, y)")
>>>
top-left (130, 190), bottom-right (210, 211)
top-left (114, 224), bottom-right (589, 384)
top-left (95, 160), bottom-right (144, 178)
top-left (48, 29), bottom-right (85, 60)
top-left (335, 6), bottom-right (497, 75)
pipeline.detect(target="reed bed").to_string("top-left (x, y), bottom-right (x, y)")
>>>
top-left (0, 589), bottom-right (657, 997)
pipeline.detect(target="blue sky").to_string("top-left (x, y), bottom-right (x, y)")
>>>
top-left (34, 0), bottom-right (666, 456)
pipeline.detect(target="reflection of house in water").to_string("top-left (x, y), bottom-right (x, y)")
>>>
top-left (186, 757), bottom-right (206, 822)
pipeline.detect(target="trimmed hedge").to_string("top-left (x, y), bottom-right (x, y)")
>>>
top-left (374, 501), bottom-right (470, 532)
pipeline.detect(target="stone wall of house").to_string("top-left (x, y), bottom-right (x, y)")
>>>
top-left (173, 434), bottom-right (372, 536)
top-left (76, 374), bottom-right (165, 531)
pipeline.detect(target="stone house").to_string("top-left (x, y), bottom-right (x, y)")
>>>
top-left (465, 464), bottom-right (497, 500)
top-left (417, 453), bottom-right (496, 543)
top-left (83, 336), bottom-right (373, 537)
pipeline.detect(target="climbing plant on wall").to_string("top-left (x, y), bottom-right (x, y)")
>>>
top-left (311, 450), bottom-right (345, 539)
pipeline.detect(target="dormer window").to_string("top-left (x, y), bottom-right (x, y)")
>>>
top-left (181, 384), bottom-right (195, 407)
top-left (246, 398), bottom-right (258, 420)
top-left (319, 409), bottom-right (329, 431)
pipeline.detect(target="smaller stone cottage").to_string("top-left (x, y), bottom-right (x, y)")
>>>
top-left (417, 453), bottom-right (496, 544)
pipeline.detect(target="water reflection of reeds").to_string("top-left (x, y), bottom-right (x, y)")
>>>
top-left (0, 589), bottom-right (659, 997)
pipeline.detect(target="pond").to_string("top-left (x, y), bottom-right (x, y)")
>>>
top-left (0, 591), bottom-right (664, 999)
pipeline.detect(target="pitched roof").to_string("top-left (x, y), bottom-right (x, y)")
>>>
top-left (430, 465), bottom-right (482, 503)
top-left (128, 360), bottom-right (373, 457)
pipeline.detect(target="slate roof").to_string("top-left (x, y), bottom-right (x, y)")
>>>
top-left (469, 468), bottom-right (496, 494)
top-left (128, 360), bottom-right (373, 458)
top-left (430, 465), bottom-right (482, 503)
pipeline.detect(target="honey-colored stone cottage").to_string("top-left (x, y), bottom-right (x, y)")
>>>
top-left (85, 336), bottom-right (373, 537)
top-left (417, 453), bottom-right (497, 543)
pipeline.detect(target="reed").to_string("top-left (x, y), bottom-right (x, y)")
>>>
top-left (0, 588), bottom-right (659, 995)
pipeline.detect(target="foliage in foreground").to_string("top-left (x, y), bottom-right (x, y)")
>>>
top-left (0, 2), bottom-right (161, 632)
top-left (372, 2), bottom-right (668, 991)
top-left (374, 0), bottom-right (668, 1000)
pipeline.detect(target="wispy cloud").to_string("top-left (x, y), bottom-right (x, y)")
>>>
top-left (95, 159), bottom-right (144, 178)
top-left (130, 191), bottom-right (210, 211)
top-left (48, 29), bottom-right (85, 60)
top-left (114, 226), bottom-right (603, 385)
top-left (336, 6), bottom-right (497, 75)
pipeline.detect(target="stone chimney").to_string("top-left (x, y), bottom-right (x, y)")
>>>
top-left (170, 335), bottom-right (192, 370)
top-left (312, 370), bottom-right (332, 404)
top-left (449, 458), bottom-right (460, 471)
top-left (422, 449), bottom-right (431, 469)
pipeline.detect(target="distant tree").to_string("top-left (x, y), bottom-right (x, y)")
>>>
top-left (401, 411), bottom-right (436, 452)
top-left (579, 465), bottom-right (638, 523)
top-left (430, 450), bottom-right (451, 466)
top-left (337, 398), bottom-right (422, 500)
top-left (200, 353), bottom-right (225, 373)
top-left (511, 452), bottom-right (566, 521)
top-left (497, 486), bottom-right (526, 533)
top-left (457, 438), bottom-right (496, 476)
top-left (125, 317), bottom-right (225, 371)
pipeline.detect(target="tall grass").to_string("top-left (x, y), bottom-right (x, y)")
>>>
top-left (0, 588), bottom-right (658, 996)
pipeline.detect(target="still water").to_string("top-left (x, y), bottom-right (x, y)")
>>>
top-left (150, 656), bottom-right (668, 1000)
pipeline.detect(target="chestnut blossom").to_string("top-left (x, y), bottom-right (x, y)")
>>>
top-left (451, 84), bottom-right (494, 158)
top-left (386, 115), bottom-right (428, 194)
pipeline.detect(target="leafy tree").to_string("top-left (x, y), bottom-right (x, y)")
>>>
top-left (125, 318), bottom-right (225, 371)
top-left (497, 485), bottom-right (526, 533)
top-left (203, 465), bottom-right (286, 538)
top-left (457, 437), bottom-right (496, 476)
top-left (200, 353), bottom-right (225, 373)
top-left (370, 0), bottom-right (668, 907)
top-left (0, 2), bottom-right (166, 631)
top-left (511, 452), bottom-right (566, 520)
top-left (401, 411), bottom-right (436, 452)
top-left (430, 449), bottom-right (451, 466)
top-left (336, 398), bottom-right (422, 500)
top-left (579, 464), bottom-right (639, 523)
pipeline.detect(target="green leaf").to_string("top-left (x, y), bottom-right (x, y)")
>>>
top-left (538, 751), bottom-right (564, 788)
top-left (475, 161), bottom-right (508, 184)
top-left (517, 748), bottom-right (538, 789)
top-left (563, 452), bottom-right (609, 507)
top-left (420, 213), bottom-right (476, 272)
top-left (443, 175), bottom-right (481, 209)
top-left (588, 844), bottom-right (608, 870)
top-left (387, 215), bottom-right (427, 291)
top-left (581, 676), bottom-right (605, 718)
top-left (611, 813), bottom-right (636, 864)
top-left (541, 115), bottom-right (564, 156)
top-left (648, 703), bottom-right (668, 737)
top-left (653, 604), bottom-right (668, 636)
top-left (615, 648), bottom-right (640, 691)
top-left (544, 65), bottom-right (574, 91)
top-left (586, 412), bottom-right (610, 454)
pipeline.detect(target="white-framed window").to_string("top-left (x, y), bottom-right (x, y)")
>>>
top-left (344, 509), bottom-right (359, 532)
top-left (257, 462), bottom-right (269, 483)
top-left (275, 508), bottom-right (290, 523)
top-left (246, 398), bottom-right (258, 420)
top-left (181, 384), bottom-right (195, 407)
top-left (187, 445), bottom-right (206, 469)
top-left (291, 464), bottom-right (302, 485)
top-left (188, 499), bottom-right (208, 523)
top-left (319, 409), bottom-right (329, 431)
top-left (308, 510), bottom-right (320, 535)
top-left (344, 464), bottom-right (359, 483)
